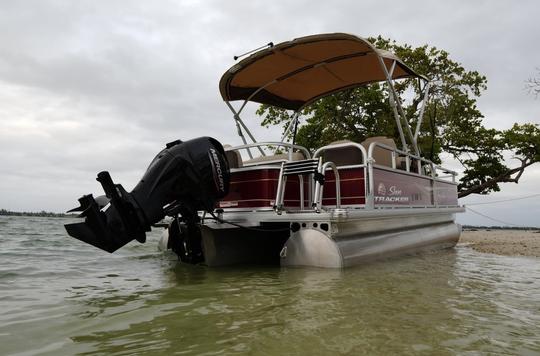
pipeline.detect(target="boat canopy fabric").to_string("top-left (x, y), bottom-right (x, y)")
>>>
top-left (219, 33), bottom-right (425, 111)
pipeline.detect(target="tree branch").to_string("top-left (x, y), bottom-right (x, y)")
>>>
top-left (526, 68), bottom-right (540, 97)
top-left (441, 145), bottom-right (485, 154)
top-left (458, 159), bottom-right (536, 198)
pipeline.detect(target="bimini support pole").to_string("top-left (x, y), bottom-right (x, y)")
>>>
top-left (377, 57), bottom-right (421, 156)
top-left (400, 103), bottom-right (419, 156)
top-left (235, 112), bottom-right (265, 156)
top-left (225, 79), bottom-right (280, 158)
top-left (281, 111), bottom-right (301, 161)
top-left (281, 112), bottom-right (300, 143)
top-left (414, 81), bottom-right (431, 142)
top-left (225, 101), bottom-right (254, 158)
top-left (380, 60), bottom-right (407, 152)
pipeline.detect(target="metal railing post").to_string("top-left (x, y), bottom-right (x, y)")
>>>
top-left (367, 157), bottom-right (375, 209)
top-left (274, 162), bottom-right (286, 213)
top-left (299, 175), bottom-right (304, 210)
top-left (312, 157), bottom-right (323, 212)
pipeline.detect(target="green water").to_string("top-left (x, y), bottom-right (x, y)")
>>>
top-left (1, 216), bottom-right (539, 355)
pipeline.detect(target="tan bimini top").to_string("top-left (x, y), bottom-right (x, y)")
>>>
top-left (219, 33), bottom-right (425, 111)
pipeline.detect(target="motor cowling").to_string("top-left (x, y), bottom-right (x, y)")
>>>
top-left (65, 137), bottom-right (230, 253)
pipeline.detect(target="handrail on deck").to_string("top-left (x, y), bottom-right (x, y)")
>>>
top-left (313, 161), bottom-right (341, 212)
top-left (225, 141), bottom-right (311, 162)
top-left (273, 157), bottom-right (342, 214)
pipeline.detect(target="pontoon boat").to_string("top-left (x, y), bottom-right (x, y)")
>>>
top-left (65, 33), bottom-right (464, 268)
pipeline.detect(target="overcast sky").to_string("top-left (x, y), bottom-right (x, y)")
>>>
top-left (0, 0), bottom-right (539, 226)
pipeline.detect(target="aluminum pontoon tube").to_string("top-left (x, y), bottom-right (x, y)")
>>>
top-left (281, 221), bottom-right (461, 268)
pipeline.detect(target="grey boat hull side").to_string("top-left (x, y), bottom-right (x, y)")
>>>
top-left (198, 208), bottom-right (462, 268)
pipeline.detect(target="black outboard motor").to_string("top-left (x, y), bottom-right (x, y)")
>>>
top-left (65, 137), bottom-right (230, 254)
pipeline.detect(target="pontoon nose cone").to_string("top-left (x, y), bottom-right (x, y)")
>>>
top-left (281, 229), bottom-right (343, 268)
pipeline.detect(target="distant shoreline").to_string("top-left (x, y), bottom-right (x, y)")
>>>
top-left (463, 225), bottom-right (539, 231)
top-left (0, 209), bottom-right (73, 218)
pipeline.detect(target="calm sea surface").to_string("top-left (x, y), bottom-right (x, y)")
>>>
top-left (1, 216), bottom-right (539, 355)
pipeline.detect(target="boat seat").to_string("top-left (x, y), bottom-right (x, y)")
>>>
top-left (243, 151), bottom-right (306, 166)
top-left (223, 145), bottom-right (243, 168)
top-left (360, 136), bottom-right (397, 168)
top-left (322, 140), bottom-right (364, 167)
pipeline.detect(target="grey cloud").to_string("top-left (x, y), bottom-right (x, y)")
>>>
top-left (0, 0), bottom-right (539, 225)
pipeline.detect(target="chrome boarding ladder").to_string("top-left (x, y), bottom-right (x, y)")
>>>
top-left (274, 158), bottom-right (341, 214)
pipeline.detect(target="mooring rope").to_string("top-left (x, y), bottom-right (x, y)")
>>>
top-left (465, 206), bottom-right (526, 227)
top-left (208, 212), bottom-right (291, 232)
top-left (466, 193), bottom-right (540, 206)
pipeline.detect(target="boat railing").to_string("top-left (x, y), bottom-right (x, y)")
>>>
top-left (313, 160), bottom-right (341, 212)
top-left (366, 141), bottom-right (459, 208)
top-left (312, 141), bottom-right (368, 167)
top-left (311, 142), bottom-right (367, 210)
top-left (225, 142), bottom-right (311, 167)
top-left (366, 142), bottom-right (458, 182)
top-left (274, 157), bottom-right (342, 213)
top-left (309, 141), bottom-right (459, 211)
top-left (274, 158), bottom-right (319, 213)
top-left (222, 139), bottom-right (458, 213)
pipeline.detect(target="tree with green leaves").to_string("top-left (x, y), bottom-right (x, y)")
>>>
top-left (257, 36), bottom-right (540, 199)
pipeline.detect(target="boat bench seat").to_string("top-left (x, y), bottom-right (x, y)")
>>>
top-left (322, 140), bottom-right (364, 167)
top-left (361, 136), bottom-right (397, 168)
top-left (243, 152), bottom-right (306, 166)
top-left (224, 145), bottom-right (244, 168)
top-left (224, 145), bottom-right (307, 168)
top-left (226, 136), bottom-right (409, 170)
top-left (320, 136), bottom-right (417, 170)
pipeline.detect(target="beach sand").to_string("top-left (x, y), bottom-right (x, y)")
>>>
top-left (459, 229), bottom-right (540, 257)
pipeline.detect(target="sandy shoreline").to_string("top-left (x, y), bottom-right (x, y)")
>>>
top-left (459, 229), bottom-right (540, 257)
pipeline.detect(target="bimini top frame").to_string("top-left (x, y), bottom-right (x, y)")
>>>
top-left (219, 33), bottom-right (431, 157)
